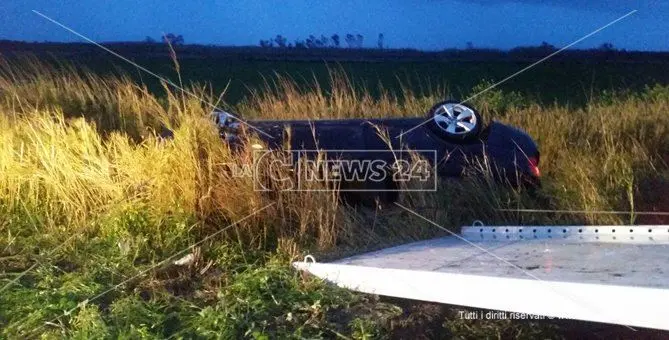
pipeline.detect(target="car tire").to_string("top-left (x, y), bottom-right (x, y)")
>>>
top-left (425, 100), bottom-right (484, 142)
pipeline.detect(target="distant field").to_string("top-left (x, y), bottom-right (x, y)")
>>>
top-left (5, 41), bottom-right (669, 107)
top-left (18, 52), bottom-right (669, 108)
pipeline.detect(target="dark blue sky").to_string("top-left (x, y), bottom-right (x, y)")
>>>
top-left (1, 1), bottom-right (667, 51)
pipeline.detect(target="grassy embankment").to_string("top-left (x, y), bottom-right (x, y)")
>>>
top-left (0, 57), bottom-right (668, 338)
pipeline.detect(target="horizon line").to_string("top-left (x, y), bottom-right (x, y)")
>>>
top-left (1, 38), bottom-right (668, 53)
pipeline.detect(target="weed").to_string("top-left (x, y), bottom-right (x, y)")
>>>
top-left (0, 57), bottom-right (667, 338)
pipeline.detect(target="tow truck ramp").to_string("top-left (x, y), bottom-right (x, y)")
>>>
top-left (293, 224), bottom-right (669, 330)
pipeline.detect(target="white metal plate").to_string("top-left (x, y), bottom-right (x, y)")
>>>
top-left (293, 225), bottom-right (669, 330)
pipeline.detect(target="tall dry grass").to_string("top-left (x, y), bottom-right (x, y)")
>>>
top-left (236, 68), bottom-right (445, 120)
top-left (0, 58), bottom-right (427, 260)
top-left (0, 57), bottom-right (667, 261)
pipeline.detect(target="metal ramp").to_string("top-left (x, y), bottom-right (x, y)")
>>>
top-left (293, 224), bottom-right (669, 330)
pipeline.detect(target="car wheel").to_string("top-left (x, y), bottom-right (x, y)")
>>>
top-left (425, 100), bottom-right (484, 142)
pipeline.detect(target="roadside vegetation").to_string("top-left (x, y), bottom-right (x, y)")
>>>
top-left (0, 57), bottom-right (667, 338)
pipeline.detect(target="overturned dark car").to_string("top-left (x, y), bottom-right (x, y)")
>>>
top-left (214, 100), bottom-right (540, 203)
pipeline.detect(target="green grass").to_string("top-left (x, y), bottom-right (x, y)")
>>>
top-left (0, 56), bottom-right (668, 339)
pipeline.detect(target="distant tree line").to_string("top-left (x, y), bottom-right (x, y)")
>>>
top-left (142, 32), bottom-right (385, 49)
top-left (259, 33), bottom-right (385, 49)
top-left (141, 34), bottom-right (617, 55)
top-left (4, 39), bottom-right (660, 65)
top-left (145, 33), bottom-right (184, 45)
top-left (507, 41), bottom-right (618, 55)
